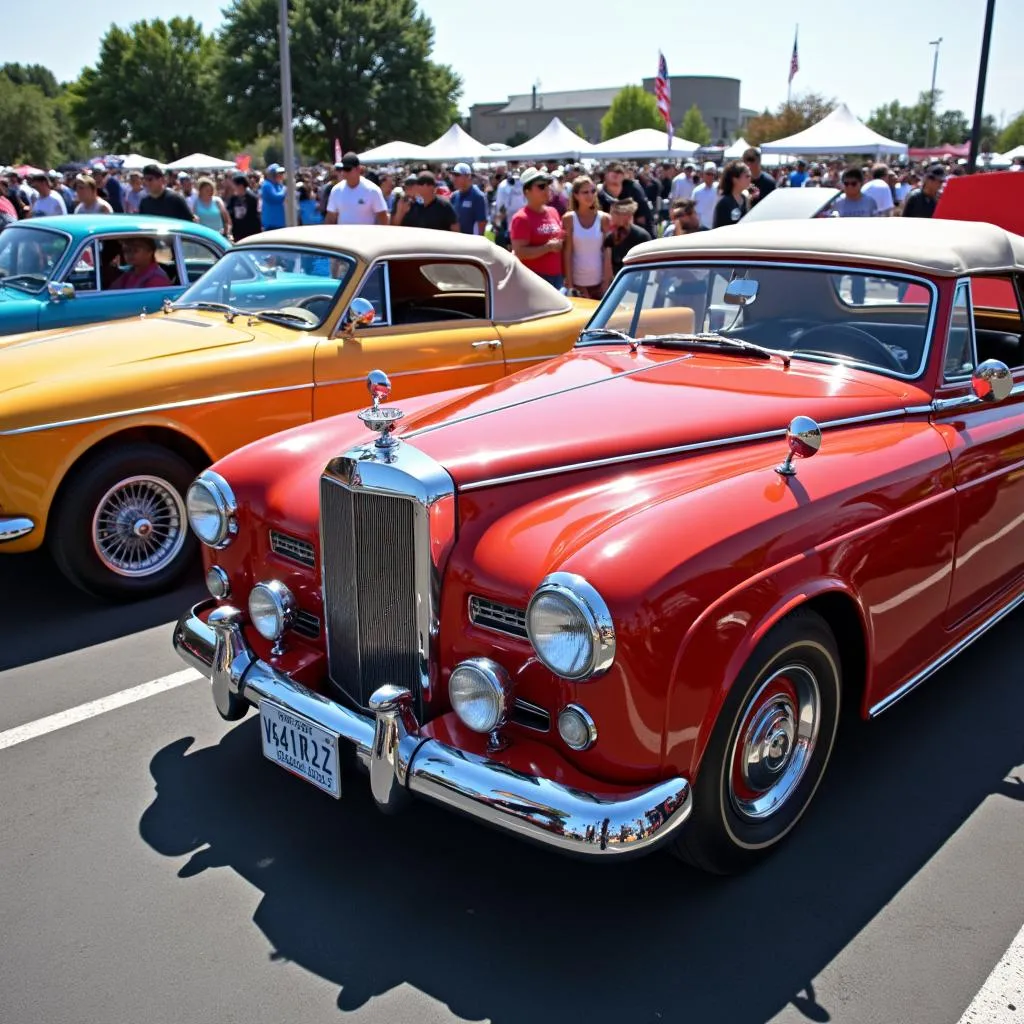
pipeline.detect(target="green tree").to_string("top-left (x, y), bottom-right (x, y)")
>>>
top-left (999, 112), bottom-right (1024, 152)
top-left (866, 91), bottom-right (987, 148)
top-left (71, 18), bottom-right (227, 160)
top-left (220, 0), bottom-right (462, 152)
top-left (0, 76), bottom-right (61, 166)
top-left (679, 104), bottom-right (711, 146)
top-left (1, 63), bottom-right (60, 98)
top-left (600, 84), bottom-right (662, 140)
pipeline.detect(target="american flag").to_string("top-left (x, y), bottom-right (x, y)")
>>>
top-left (655, 52), bottom-right (672, 146)
top-left (334, 138), bottom-right (342, 163)
top-left (788, 30), bottom-right (800, 84)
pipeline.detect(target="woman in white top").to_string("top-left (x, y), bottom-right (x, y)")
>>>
top-left (562, 175), bottom-right (610, 298)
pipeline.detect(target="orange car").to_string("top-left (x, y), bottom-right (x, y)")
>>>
top-left (0, 226), bottom-right (596, 598)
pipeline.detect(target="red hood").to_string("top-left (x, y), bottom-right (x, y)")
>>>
top-left (399, 346), bottom-right (924, 488)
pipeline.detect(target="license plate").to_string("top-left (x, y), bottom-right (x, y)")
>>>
top-left (259, 700), bottom-right (341, 798)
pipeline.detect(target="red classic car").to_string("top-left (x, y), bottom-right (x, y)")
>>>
top-left (174, 218), bottom-right (1024, 873)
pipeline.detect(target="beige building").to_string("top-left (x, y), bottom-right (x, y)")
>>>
top-left (470, 77), bottom-right (747, 147)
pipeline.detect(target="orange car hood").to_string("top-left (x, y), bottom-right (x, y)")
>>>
top-left (403, 346), bottom-right (922, 487)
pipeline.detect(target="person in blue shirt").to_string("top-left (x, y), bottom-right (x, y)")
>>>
top-left (788, 159), bottom-right (808, 188)
top-left (260, 164), bottom-right (287, 230)
top-left (450, 162), bottom-right (488, 235)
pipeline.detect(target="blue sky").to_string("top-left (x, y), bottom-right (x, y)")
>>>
top-left (7, 0), bottom-right (1023, 128)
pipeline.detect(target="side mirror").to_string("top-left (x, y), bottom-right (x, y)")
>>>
top-left (344, 297), bottom-right (376, 334)
top-left (723, 279), bottom-right (758, 306)
top-left (47, 281), bottom-right (75, 302)
top-left (971, 359), bottom-right (1013, 403)
top-left (775, 416), bottom-right (822, 477)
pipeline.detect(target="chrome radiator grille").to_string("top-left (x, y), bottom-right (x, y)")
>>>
top-left (320, 477), bottom-right (420, 708)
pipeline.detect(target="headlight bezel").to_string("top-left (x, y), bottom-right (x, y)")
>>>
top-left (526, 572), bottom-right (616, 681)
top-left (186, 469), bottom-right (238, 549)
top-left (248, 579), bottom-right (297, 643)
top-left (448, 657), bottom-right (513, 734)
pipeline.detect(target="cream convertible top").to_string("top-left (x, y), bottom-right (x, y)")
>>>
top-left (626, 218), bottom-right (1024, 278)
top-left (237, 225), bottom-right (573, 323)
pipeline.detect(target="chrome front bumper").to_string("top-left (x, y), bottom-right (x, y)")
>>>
top-left (0, 517), bottom-right (35, 543)
top-left (173, 600), bottom-right (692, 858)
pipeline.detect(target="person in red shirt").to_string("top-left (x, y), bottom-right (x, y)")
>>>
top-left (109, 237), bottom-right (173, 291)
top-left (509, 167), bottom-right (565, 288)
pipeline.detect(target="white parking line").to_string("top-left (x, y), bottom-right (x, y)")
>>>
top-left (957, 920), bottom-right (1024, 1023)
top-left (0, 668), bottom-right (203, 752)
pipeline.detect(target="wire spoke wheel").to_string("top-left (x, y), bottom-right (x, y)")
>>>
top-left (91, 475), bottom-right (186, 578)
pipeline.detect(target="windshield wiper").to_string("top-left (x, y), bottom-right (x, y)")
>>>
top-left (168, 300), bottom-right (246, 322)
top-left (0, 273), bottom-right (47, 289)
top-left (246, 309), bottom-right (315, 328)
top-left (578, 326), bottom-right (636, 345)
top-left (641, 332), bottom-right (792, 368)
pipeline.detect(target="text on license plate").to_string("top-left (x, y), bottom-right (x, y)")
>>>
top-left (259, 700), bottom-right (341, 798)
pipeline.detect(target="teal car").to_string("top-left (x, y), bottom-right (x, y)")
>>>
top-left (0, 215), bottom-right (229, 335)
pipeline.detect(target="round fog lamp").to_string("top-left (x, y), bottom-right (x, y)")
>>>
top-left (248, 580), bottom-right (296, 642)
top-left (206, 565), bottom-right (231, 599)
top-left (186, 470), bottom-right (237, 548)
top-left (558, 705), bottom-right (597, 751)
top-left (449, 659), bottom-right (512, 734)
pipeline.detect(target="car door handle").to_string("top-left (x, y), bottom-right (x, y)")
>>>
top-left (471, 339), bottom-right (501, 348)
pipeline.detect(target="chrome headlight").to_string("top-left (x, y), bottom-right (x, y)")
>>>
top-left (526, 573), bottom-right (615, 680)
top-left (449, 658), bottom-right (512, 734)
top-left (186, 470), bottom-right (237, 548)
top-left (248, 580), bottom-right (296, 642)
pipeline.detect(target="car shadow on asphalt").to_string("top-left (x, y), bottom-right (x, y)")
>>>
top-left (138, 612), bottom-right (1024, 1024)
top-left (0, 552), bottom-right (205, 672)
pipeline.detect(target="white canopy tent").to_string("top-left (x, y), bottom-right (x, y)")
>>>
top-left (723, 137), bottom-right (750, 159)
top-left (497, 118), bottom-right (597, 162)
top-left (166, 153), bottom-right (238, 171)
top-left (417, 124), bottom-right (490, 162)
top-left (590, 128), bottom-right (698, 160)
top-left (995, 144), bottom-right (1024, 164)
top-left (759, 103), bottom-right (907, 155)
top-left (358, 140), bottom-right (428, 164)
top-left (119, 153), bottom-right (164, 171)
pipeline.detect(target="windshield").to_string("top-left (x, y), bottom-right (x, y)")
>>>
top-left (0, 226), bottom-right (69, 293)
top-left (173, 246), bottom-right (356, 328)
top-left (583, 262), bottom-right (936, 379)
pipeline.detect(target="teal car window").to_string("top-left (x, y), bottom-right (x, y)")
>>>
top-left (0, 226), bottom-right (70, 292)
top-left (174, 246), bottom-right (356, 328)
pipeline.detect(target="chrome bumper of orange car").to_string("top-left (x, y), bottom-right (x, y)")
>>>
top-left (173, 599), bottom-right (692, 858)
top-left (0, 517), bottom-right (35, 543)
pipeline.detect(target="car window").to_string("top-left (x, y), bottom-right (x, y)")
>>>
top-left (355, 263), bottom-right (390, 324)
top-left (944, 281), bottom-right (975, 380)
top-left (66, 240), bottom-right (100, 293)
top-left (180, 238), bottom-right (222, 284)
top-left (0, 225), bottom-right (69, 292)
top-left (98, 236), bottom-right (178, 291)
top-left (387, 258), bottom-right (489, 324)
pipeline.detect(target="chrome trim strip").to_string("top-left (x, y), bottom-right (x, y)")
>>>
top-left (0, 517), bottom-right (35, 542)
top-left (869, 587), bottom-right (1024, 717)
top-left (317, 359), bottom-right (505, 390)
top-left (0, 382), bottom-right (314, 437)
top-left (173, 600), bottom-right (692, 857)
top-left (932, 380), bottom-right (1024, 414)
top-left (459, 405), bottom-right (927, 492)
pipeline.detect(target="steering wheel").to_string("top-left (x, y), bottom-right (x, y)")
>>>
top-left (293, 294), bottom-right (336, 319)
top-left (793, 324), bottom-right (904, 373)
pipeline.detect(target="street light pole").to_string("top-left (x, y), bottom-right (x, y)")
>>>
top-left (278, 0), bottom-right (297, 226)
top-left (924, 37), bottom-right (942, 151)
top-left (967, 0), bottom-right (997, 174)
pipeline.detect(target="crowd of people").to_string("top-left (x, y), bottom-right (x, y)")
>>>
top-left (2, 145), bottom-right (1020, 297)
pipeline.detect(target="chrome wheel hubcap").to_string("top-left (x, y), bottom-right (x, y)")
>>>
top-left (91, 475), bottom-right (186, 578)
top-left (729, 664), bottom-right (820, 821)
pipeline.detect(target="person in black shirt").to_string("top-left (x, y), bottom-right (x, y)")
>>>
top-left (743, 147), bottom-right (776, 208)
top-left (597, 162), bottom-right (654, 233)
top-left (713, 161), bottom-right (752, 228)
top-left (393, 171), bottom-right (459, 231)
top-left (603, 199), bottom-right (651, 278)
top-left (138, 164), bottom-right (196, 222)
top-left (227, 173), bottom-right (262, 240)
top-left (902, 163), bottom-right (944, 218)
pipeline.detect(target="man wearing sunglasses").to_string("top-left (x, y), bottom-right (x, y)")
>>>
top-left (138, 164), bottom-right (196, 221)
top-left (833, 167), bottom-right (879, 219)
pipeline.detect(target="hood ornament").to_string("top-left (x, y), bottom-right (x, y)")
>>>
top-left (358, 370), bottom-right (404, 451)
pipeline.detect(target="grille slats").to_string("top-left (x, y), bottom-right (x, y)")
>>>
top-left (270, 530), bottom-right (316, 567)
top-left (320, 478), bottom-right (420, 707)
top-left (292, 609), bottom-right (321, 640)
top-left (469, 596), bottom-right (528, 639)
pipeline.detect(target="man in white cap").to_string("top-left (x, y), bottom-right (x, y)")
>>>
top-left (450, 163), bottom-right (487, 235)
top-left (692, 162), bottom-right (719, 229)
top-left (670, 162), bottom-right (697, 201)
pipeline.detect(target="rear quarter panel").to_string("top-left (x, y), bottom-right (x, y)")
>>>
top-left (495, 299), bottom-right (597, 370)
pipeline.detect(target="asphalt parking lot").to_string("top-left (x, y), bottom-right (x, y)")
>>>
top-left (1, 549), bottom-right (1022, 1024)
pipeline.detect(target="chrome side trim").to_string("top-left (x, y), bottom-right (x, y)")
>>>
top-left (459, 405), bottom-right (926, 492)
top-left (0, 517), bottom-right (35, 542)
top-left (869, 587), bottom-right (1024, 717)
top-left (317, 359), bottom-right (506, 390)
top-left (932, 380), bottom-right (1024, 414)
top-left (173, 600), bottom-right (692, 857)
top-left (0, 382), bottom-right (314, 437)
